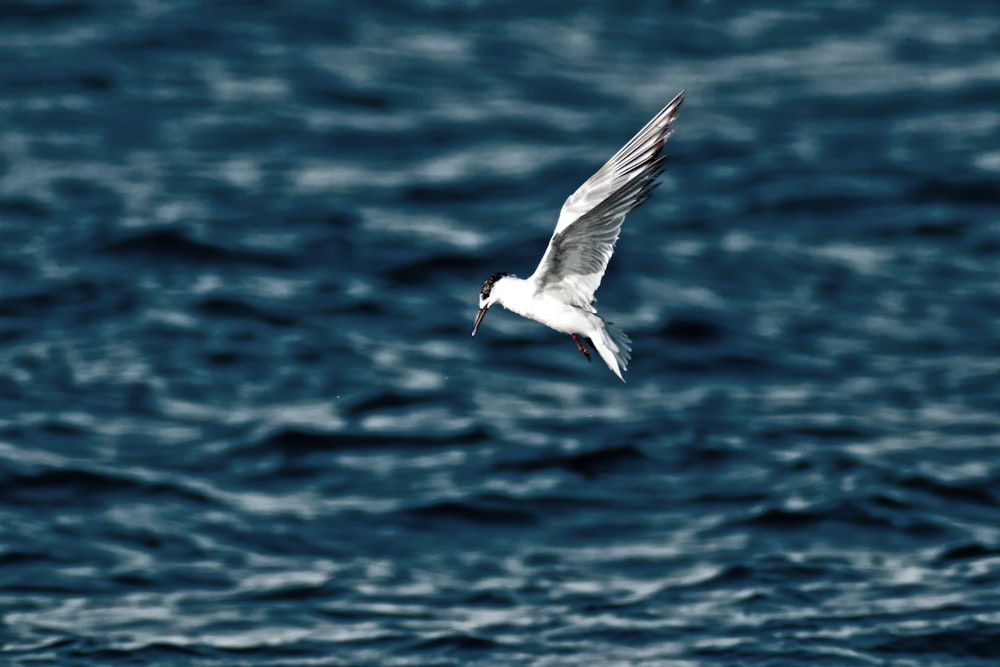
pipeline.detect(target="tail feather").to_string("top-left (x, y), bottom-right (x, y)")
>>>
top-left (592, 320), bottom-right (631, 382)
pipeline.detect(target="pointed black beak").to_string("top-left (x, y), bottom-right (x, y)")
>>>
top-left (472, 306), bottom-right (489, 336)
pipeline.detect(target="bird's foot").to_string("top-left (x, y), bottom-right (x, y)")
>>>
top-left (572, 334), bottom-right (591, 361)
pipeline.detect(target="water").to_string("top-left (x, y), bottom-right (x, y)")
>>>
top-left (2, 1), bottom-right (999, 665)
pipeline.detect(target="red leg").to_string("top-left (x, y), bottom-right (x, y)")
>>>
top-left (571, 334), bottom-right (591, 361)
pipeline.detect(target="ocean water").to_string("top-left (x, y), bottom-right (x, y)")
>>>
top-left (2, 1), bottom-right (999, 665)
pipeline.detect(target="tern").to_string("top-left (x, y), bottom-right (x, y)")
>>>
top-left (472, 90), bottom-right (685, 382)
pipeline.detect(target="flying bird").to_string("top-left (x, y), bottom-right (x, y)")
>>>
top-left (472, 90), bottom-right (685, 381)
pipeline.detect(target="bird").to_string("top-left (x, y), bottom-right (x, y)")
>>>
top-left (471, 90), bottom-right (685, 382)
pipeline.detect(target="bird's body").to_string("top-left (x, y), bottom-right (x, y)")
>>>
top-left (472, 90), bottom-right (685, 382)
top-left (478, 271), bottom-right (632, 379)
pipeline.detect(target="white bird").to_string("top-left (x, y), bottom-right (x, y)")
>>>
top-left (472, 90), bottom-right (685, 382)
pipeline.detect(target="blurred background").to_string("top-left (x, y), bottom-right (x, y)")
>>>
top-left (1, 1), bottom-right (999, 665)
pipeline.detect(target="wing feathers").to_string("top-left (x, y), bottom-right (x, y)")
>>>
top-left (528, 91), bottom-right (684, 308)
top-left (553, 91), bottom-right (684, 236)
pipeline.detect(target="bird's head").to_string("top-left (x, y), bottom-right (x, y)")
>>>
top-left (472, 272), bottom-right (515, 336)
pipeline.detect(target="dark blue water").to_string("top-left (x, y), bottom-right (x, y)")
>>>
top-left (2, 1), bottom-right (1000, 665)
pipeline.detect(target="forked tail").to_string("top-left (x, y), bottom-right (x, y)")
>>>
top-left (593, 320), bottom-right (632, 382)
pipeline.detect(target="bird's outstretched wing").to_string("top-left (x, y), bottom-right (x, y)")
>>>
top-left (527, 90), bottom-right (684, 309)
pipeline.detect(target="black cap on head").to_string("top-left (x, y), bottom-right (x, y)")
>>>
top-left (480, 272), bottom-right (513, 300)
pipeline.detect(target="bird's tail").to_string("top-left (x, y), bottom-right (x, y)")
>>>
top-left (593, 320), bottom-right (632, 382)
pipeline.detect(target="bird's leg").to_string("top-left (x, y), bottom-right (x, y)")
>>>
top-left (571, 334), bottom-right (591, 361)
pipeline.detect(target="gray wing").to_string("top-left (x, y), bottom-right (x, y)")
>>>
top-left (527, 90), bottom-right (684, 309)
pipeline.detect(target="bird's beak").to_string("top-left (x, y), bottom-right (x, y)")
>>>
top-left (472, 306), bottom-right (489, 336)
